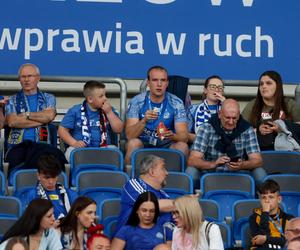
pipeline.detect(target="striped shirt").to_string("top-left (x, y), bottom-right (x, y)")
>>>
top-left (115, 178), bottom-right (172, 234)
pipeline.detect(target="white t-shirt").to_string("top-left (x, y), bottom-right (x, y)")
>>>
top-left (172, 220), bottom-right (224, 250)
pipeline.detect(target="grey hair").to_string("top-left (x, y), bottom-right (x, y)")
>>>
top-left (18, 63), bottom-right (40, 76)
top-left (139, 155), bottom-right (164, 175)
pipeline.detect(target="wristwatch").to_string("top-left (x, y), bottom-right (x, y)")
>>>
top-left (25, 112), bottom-right (30, 120)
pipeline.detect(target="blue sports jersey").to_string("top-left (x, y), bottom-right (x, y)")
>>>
top-left (25, 186), bottom-right (78, 219)
top-left (60, 103), bottom-right (119, 146)
top-left (115, 224), bottom-right (172, 250)
top-left (126, 91), bottom-right (187, 146)
top-left (115, 178), bottom-right (173, 234)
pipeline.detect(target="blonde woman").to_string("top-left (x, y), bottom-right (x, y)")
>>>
top-left (172, 196), bottom-right (224, 250)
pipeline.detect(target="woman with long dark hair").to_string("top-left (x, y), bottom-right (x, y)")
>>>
top-left (187, 75), bottom-right (225, 143)
top-left (242, 70), bottom-right (300, 150)
top-left (0, 198), bottom-right (62, 250)
top-left (111, 191), bottom-right (172, 250)
top-left (59, 196), bottom-right (97, 250)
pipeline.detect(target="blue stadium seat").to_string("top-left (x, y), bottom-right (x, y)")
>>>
top-left (0, 196), bottom-right (22, 218)
top-left (264, 174), bottom-right (300, 216)
top-left (131, 148), bottom-right (186, 177)
top-left (104, 218), bottom-right (118, 239)
top-left (241, 222), bottom-right (252, 250)
top-left (215, 222), bottom-right (232, 249)
top-left (99, 198), bottom-right (121, 237)
top-left (70, 147), bottom-right (124, 186)
top-left (0, 171), bottom-right (5, 195)
top-left (162, 172), bottom-right (193, 198)
top-left (0, 217), bottom-right (18, 240)
top-left (75, 170), bottom-right (128, 213)
top-left (261, 151), bottom-right (300, 175)
top-left (11, 169), bottom-right (67, 208)
top-left (199, 199), bottom-right (221, 222)
top-left (232, 199), bottom-right (260, 246)
top-left (201, 173), bottom-right (255, 222)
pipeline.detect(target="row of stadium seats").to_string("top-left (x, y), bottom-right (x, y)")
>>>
top-left (2, 147), bottom-right (300, 185)
top-left (2, 168), bottom-right (300, 217)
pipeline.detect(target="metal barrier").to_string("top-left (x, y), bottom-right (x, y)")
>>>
top-left (0, 75), bottom-right (127, 122)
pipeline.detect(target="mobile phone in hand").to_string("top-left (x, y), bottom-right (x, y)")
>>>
top-left (230, 157), bottom-right (240, 162)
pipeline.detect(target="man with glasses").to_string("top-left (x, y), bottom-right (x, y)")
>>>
top-left (5, 63), bottom-right (60, 173)
top-left (187, 99), bottom-right (265, 187)
top-left (125, 65), bottom-right (188, 164)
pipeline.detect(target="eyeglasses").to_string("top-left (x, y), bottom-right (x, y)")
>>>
top-left (207, 84), bottom-right (224, 91)
top-left (172, 210), bottom-right (180, 217)
top-left (20, 74), bottom-right (38, 80)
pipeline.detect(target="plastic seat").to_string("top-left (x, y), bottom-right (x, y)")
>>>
top-left (76, 170), bottom-right (128, 212)
top-left (162, 172), bottom-right (193, 198)
top-left (232, 199), bottom-right (260, 246)
top-left (201, 173), bottom-right (255, 222)
top-left (199, 199), bottom-right (221, 222)
top-left (131, 148), bottom-right (186, 177)
top-left (241, 222), bottom-right (252, 250)
top-left (298, 203), bottom-right (300, 216)
top-left (0, 217), bottom-right (18, 240)
top-left (215, 222), bottom-right (231, 249)
top-left (0, 171), bottom-right (5, 195)
top-left (99, 198), bottom-right (121, 233)
top-left (261, 151), bottom-right (300, 175)
top-left (0, 196), bottom-right (22, 218)
top-left (11, 169), bottom-right (68, 206)
top-left (70, 147), bottom-right (124, 186)
top-left (264, 174), bottom-right (300, 216)
top-left (104, 218), bottom-right (118, 238)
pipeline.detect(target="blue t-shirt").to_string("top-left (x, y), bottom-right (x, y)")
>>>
top-left (126, 91), bottom-right (187, 145)
top-left (115, 224), bottom-right (172, 250)
top-left (116, 178), bottom-right (173, 233)
top-left (60, 103), bottom-right (119, 146)
top-left (24, 185), bottom-right (78, 219)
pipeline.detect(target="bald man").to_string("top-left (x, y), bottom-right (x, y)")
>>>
top-left (285, 218), bottom-right (300, 243)
top-left (287, 236), bottom-right (300, 250)
top-left (186, 99), bottom-right (265, 186)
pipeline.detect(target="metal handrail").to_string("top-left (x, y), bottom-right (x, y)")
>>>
top-left (0, 75), bottom-right (127, 122)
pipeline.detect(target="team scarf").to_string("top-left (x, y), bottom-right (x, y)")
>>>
top-left (194, 100), bottom-right (221, 134)
top-left (61, 230), bottom-right (88, 250)
top-left (80, 101), bottom-right (108, 147)
top-left (8, 90), bottom-right (50, 146)
top-left (36, 181), bottom-right (71, 217)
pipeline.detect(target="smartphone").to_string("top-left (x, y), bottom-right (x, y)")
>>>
top-left (262, 118), bottom-right (273, 125)
top-left (230, 157), bottom-right (240, 162)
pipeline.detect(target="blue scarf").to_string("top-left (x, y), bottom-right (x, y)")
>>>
top-left (194, 100), bottom-right (221, 134)
top-left (80, 101), bottom-right (107, 147)
top-left (8, 90), bottom-right (50, 146)
top-left (61, 230), bottom-right (88, 250)
top-left (36, 181), bottom-right (71, 219)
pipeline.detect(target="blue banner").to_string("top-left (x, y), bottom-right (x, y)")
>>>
top-left (1, 0), bottom-right (299, 82)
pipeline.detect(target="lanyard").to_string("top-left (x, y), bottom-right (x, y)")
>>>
top-left (269, 213), bottom-right (283, 235)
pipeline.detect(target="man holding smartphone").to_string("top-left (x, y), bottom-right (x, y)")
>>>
top-left (187, 99), bottom-right (266, 187)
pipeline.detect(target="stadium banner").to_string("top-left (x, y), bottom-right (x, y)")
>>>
top-left (0, 0), bottom-right (299, 82)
